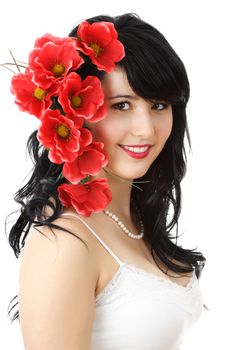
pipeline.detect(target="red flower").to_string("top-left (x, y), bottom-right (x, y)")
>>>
top-left (57, 178), bottom-right (112, 216)
top-left (58, 72), bottom-right (106, 122)
top-left (37, 109), bottom-right (92, 163)
top-left (29, 40), bottom-right (84, 90)
top-left (90, 102), bottom-right (108, 123)
top-left (63, 113), bottom-right (85, 129)
top-left (62, 141), bottom-right (108, 183)
top-left (77, 21), bottom-right (125, 73)
top-left (34, 33), bottom-right (76, 49)
top-left (10, 69), bottom-right (55, 119)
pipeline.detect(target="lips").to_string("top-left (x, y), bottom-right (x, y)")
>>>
top-left (119, 144), bottom-right (152, 159)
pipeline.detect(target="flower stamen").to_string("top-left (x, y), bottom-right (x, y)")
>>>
top-left (33, 87), bottom-right (46, 101)
top-left (56, 123), bottom-right (70, 139)
top-left (88, 42), bottom-right (103, 58)
top-left (52, 64), bottom-right (65, 77)
top-left (71, 95), bottom-right (83, 108)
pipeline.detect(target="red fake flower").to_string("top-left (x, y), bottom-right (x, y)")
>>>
top-left (10, 69), bottom-right (56, 119)
top-left (34, 33), bottom-right (76, 49)
top-left (88, 102), bottom-right (108, 123)
top-left (63, 113), bottom-right (85, 129)
top-left (37, 109), bottom-right (92, 163)
top-left (62, 141), bottom-right (108, 183)
top-left (77, 21), bottom-right (125, 73)
top-left (57, 178), bottom-right (112, 217)
top-left (29, 40), bottom-right (84, 90)
top-left (58, 72), bottom-right (106, 121)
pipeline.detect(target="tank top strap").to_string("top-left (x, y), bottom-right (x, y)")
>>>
top-left (61, 213), bottom-right (123, 266)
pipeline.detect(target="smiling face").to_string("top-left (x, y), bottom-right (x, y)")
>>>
top-left (85, 67), bottom-right (173, 180)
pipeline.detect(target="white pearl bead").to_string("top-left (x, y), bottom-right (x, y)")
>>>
top-left (102, 207), bottom-right (144, 240)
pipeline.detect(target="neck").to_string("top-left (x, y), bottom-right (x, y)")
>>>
top-left (91, 167), bottom-right (133, 220)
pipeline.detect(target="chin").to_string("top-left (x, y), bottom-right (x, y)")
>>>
top-left (106, 165), bottom-right (149, 181)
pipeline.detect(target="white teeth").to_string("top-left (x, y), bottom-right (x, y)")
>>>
top-left (121, 145), bottom-right (149, 153)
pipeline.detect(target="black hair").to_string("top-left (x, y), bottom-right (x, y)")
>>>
top-left (6, 12), bottom-right (206, 323)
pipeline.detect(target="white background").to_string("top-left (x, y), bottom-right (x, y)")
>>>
top-left (0, 0), bottom-right (243, 349)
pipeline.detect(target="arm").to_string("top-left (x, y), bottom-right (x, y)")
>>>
top-left (18, 217), bottom-right (99, 350)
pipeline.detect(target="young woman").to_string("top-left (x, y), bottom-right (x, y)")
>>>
top-left (7, 12), bottom-right (206, 350)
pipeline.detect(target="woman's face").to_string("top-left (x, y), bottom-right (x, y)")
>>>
top-left (85, 67), bottom-right (173, 180)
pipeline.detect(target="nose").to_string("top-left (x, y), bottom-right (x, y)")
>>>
top-left (130, 105), bottom-right (154, 138)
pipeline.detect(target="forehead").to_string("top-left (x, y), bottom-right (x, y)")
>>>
top-left (102, 67), bottom-right (135, 98)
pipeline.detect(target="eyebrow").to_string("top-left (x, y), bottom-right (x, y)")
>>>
top-left (105, 94), bottom-right (139, 100)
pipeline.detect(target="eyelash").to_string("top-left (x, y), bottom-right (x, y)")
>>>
top-left (111, 101), bottom-right (169, 111)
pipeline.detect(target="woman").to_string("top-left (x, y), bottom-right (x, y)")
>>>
top-left (7, 12), bottom-right (206, 350)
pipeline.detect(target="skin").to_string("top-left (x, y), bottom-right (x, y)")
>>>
top-left (85, 67), bottom-right (173, 220)
top-left (18, 69), bottom-right (189, 350)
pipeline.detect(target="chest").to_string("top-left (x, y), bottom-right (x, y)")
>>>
top-left (87, 217), bottom-right (193, 297)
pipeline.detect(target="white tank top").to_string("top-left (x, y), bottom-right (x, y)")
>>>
top-left (62, 213), bottom-right (203, 350)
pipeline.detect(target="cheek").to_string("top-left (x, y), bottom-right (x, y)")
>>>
top-left (158, 113), bottom-right (173, 140)
top-left (87, 121), bottom-right (118, 145)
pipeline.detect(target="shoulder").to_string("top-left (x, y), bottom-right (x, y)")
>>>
top-left (19, 213), bottom-right (100, 349)
top-left (22, 210), bottom-right (101, 278)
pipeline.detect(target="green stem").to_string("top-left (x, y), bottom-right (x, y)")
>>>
top-left (0, 64), bottom-right (16, 74)
top-left (0, 62), bottom-right (27, 69)
top-left (57, 173), bottom-right (64, 182)
top-left (16, 59), bottom-right (28, 65)
top-left (9, 50), bottom-right (24, 72)
top-left (102, 167), bottom-right (150, 192)
top-left (79, 175), bottom-right (92, 184)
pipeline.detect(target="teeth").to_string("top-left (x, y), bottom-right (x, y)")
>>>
top-left (122, 145), bottom-right (149, 153)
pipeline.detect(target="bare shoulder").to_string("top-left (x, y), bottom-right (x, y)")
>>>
top-left (19, 214), bottom-right (100, 350)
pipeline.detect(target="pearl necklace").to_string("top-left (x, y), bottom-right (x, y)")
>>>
top-left (102, 205), bottom-right (144, 240)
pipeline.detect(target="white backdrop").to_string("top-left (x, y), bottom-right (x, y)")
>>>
top-left (0, 0), bottom-right (243, 349)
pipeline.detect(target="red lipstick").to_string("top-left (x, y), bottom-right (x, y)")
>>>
top-left (119, 145), bottom-right (152, 159)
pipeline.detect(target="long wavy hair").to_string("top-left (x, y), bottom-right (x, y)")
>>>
top-left (6, 13), bottom-right (206, 323)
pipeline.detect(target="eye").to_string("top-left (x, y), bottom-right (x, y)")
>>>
top-left (111, 101), bottom-right (130, 111)
top-left (152, 102), bottom-right (169, 111)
